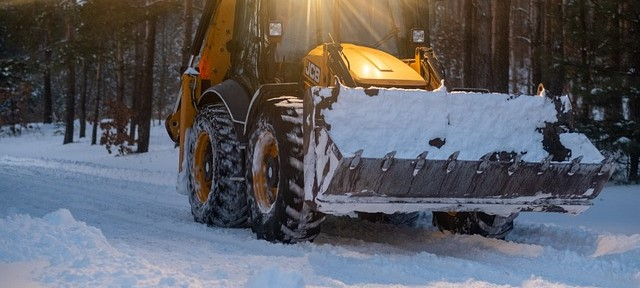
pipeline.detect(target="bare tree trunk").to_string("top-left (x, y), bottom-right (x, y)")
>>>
top-left (116, 40), bottom-right (126, 105)
top-left (463, 0), bottom-right (475, 88)
top-left (531, 0), bottom-right (545, 89)
top-left (543, 0), bottom-right (565, 96)
top-left (464, 0), bottom-right (493, 89)
top-left (91, 56), bottom-right (102, 146)
top-left (182, 0), bottom-right (193, 70)
top-left (624, 0), bottom-right (639, 182)
top-left (158, 16), bottom-right (168, 125)
top-left (130, 24), bottom-right (144, 143)
top-left (510, 0), bottom-right (532, 94)
top-left (79, 59), bottom-right (88, 138)
top-left (630, 2), bottom-right (640, 123)
top-left (475, 0), bottom-right (493, 89)
top-left (418, 0), bottom-right (430, 46)
top-left (605, 3), bottom-right (623, 121)
top-left (43, 31), bottom-right (53, 123)
top-left (114, 40), bottom-right (127, 138)
top-left (631, 151), bottom-right (640, 183)
top-left (431, 0), bottom-right (464, 88)
top-left (492, 0), bottom-right (510, 93)
top-left (137, 15), bottom-right (157, 153)
top-left (576, 0), bottom-right (592, 121)
top-left (63, 19), bottom-right (76, 145)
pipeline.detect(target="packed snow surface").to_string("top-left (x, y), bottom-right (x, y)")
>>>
top-left (1, 122), bottom-right (638, 287)
top-left (317, 85), bottom-right (604, 163)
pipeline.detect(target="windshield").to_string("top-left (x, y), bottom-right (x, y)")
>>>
top-left (272, 0), bottom-right (414, 62)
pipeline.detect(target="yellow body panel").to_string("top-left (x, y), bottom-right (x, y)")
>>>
top-left (303, 44), bottom-right (427, 89)
top-left (302, 46), bottom-right (329, 89)
top-left (198, 0), bottom-right (236, 86)
top-left (177, 1), bottom-right (235, 170)
top-left (178, 73), bottom-right (200, 171)
top-left (341, 44), bottom-right (425, 87)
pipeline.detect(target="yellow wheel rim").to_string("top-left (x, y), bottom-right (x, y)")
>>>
top-left (194, 132), bottom-right (213, 204)
top-left (252, 132), bottom-right (279, 212)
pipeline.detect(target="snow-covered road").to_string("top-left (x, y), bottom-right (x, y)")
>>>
top-left (1, 124), bottom-right (639, 287)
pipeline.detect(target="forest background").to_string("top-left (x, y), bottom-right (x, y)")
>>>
top-left (0, 0), bottom-right (638, 182)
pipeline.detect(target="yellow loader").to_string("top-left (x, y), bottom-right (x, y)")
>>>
top-left (166, 0), bottom-right (614, 242)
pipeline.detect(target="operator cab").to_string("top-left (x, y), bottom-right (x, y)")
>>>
top-left (258, 0), bottom-right (431, 87)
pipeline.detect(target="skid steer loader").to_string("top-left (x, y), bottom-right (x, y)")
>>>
top-left (166, 0), bottom-right (614, 243)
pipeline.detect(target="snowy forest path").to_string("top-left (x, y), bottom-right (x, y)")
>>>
top-left (1, 155), bottom-right (639, 287)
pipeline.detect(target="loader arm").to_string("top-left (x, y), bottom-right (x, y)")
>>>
top-left (166, 0), bottom-right (237, 171)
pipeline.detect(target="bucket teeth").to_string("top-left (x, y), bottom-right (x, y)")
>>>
top-left (538, 154), bottom-right (554, 175)
top-left (476, 153), bottom-right (493, 174)
top-left (349, 149), bottom-right (364, 170)
top-left (381, 151), bottom-right (397, 172)
top-left (412, 151), bottom-right (428, 176)
top-left (508, 154), bottom-right (523, 176)
top-left (446, 151), bottom-right (460, 173)
top-left (598, 156), bottom-right (613, 176)
top-left (568, 156), bottom-right (583, 176)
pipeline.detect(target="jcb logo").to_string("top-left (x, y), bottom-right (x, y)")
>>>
top-left (305, 60), bottom-right (321, 84)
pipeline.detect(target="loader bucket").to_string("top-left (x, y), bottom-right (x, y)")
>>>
top-left (302, 84), bottom-right (614, 216)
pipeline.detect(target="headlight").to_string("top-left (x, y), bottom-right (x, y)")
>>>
top-left (269, 22), bottom-right (283, 37)
top-left (412, 29), bottom-right (425, 44)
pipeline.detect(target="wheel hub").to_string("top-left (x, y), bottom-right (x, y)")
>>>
top-left (194, 132), bottom-right (214, 204)
top-left (265, 156), bottom-right (279, 189)
top-left (252, 131), bottom-right (279, 212)
top-left (204, 147), bottom-right (213, 182)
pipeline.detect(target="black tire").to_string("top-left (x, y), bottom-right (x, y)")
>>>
top-left (432, 212), bottom-right (517, 239)
top-left (245, 97), bottom-right (324, 243)
top-left (184, 104), bottom-right (248, 227)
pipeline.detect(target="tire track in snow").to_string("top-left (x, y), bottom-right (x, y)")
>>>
top-left (0, 160), bottom-right (185, 234)
top-left (0, 160), bottom-right (256, 251)
top-left (315, 215), bottom-right (640, 287)
top-left (0, 156), bottom-right (176, 188)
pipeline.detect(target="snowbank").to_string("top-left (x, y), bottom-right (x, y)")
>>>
top-left (0, 209), bottom-right (202, 287)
